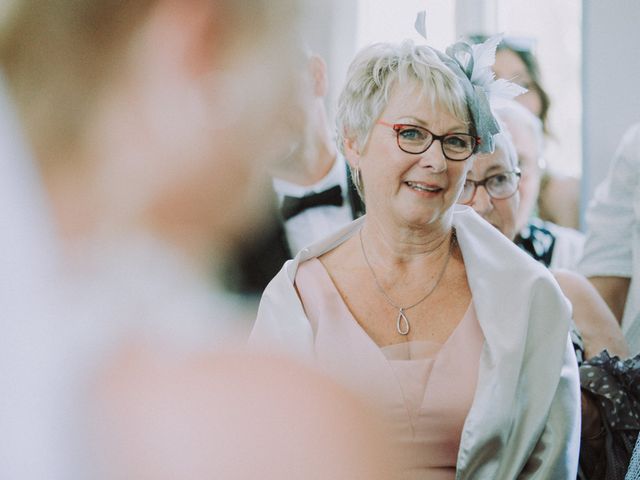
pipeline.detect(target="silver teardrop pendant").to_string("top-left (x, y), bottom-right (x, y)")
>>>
top-left (396, 308), bottom-right (410, 335)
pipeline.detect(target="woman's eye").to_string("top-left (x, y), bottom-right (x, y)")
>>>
top-left (399, 128), bottom-right (427, 141)
top-left (444, 135), bottom-right (470, 149)
top-left (490, 173), bottom-right (509, 186)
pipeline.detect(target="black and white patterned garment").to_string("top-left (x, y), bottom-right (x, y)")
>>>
top-left (572, 328), bottom-right (586, 366)
top-left (579, 352), bottom-right (640, 480)
top-left (514, 218), bottom-right (556, 267)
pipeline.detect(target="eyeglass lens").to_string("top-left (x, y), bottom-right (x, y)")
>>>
top-left (396, 125), bottom-right (475, 160)
top-left (460, 172), bottom-right (520, 204)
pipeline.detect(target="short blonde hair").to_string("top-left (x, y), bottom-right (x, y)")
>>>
top-left (336, 40), bottom-right (471, 155)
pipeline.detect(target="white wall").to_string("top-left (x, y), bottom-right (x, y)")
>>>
top-left (303, 0), bottom-right (458, 122)
top-left (356, 0), bottom-right (456, 51)
top-left (457, 0), bottom-right (583, 178)
top-left (582, 0), bottom-right (640, 223)
top-left (301, 0), bottom-right (358, 122)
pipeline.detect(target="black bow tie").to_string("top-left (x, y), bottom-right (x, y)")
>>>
top-left (280, 185), bottom-right (343, 220)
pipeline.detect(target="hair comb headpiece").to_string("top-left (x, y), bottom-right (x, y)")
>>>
top-left (414, 12), bottom-right (526, 153)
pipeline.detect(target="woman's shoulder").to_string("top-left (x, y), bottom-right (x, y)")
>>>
top-left (317, 234), bottom-right (359, 272)
top-left (296, 217), bottom-right (364, 259)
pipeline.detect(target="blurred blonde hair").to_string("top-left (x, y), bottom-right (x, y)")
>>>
top-left (0, 0), bottom-right (298, 167)
top-left (336, 40), bottom-right (471, 157)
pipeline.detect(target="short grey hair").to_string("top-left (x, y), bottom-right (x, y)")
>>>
top-left (491, 128), bottom-right (518, 170)
top-left (494, 100), bottom-right (544, 161)
top-left (336, 40), bottom-right (472, 156)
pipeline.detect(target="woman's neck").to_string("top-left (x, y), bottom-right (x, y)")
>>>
top-left (360, 212), bottom-right (454, 267)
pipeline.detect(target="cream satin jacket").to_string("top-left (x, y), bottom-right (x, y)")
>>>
top-left (251, 205), bottom-right (580, 479)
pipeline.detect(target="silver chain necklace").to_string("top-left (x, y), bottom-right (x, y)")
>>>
top-left (359, 228), bottom-right (455, 336)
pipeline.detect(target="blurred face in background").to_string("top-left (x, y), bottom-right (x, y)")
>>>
top-left (265, 54), bottom-right (330, 185)
top-left (493, 49), bottom-right (543, 119)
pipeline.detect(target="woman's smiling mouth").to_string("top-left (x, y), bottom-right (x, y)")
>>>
top-left (405, 181), bottom-right (443, 193)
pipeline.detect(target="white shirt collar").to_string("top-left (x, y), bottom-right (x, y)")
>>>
top-left (272, 154), bottom-right (347, 203)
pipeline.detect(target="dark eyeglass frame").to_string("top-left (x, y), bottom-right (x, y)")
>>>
top-left (377, 121), bottom-right (479, 161)
top-left (460, 169), bottom-right (522, 205)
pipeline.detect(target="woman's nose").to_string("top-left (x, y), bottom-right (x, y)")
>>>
top-left (417, 141), bottom-right (447, 172)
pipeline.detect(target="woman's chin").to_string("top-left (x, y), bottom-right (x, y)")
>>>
top-left (395, 207), bottom-right (446, 229)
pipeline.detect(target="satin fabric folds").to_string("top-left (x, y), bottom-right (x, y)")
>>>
top-left (251, 205), bottom-right (580, 479)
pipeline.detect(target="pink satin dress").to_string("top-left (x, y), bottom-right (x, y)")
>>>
top-left (295, 258), bottom-right (484, 479)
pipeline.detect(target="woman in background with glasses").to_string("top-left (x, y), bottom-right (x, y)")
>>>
top-left (459, 126), bottom-right (627, 361)
top-left (251, 38), bottom-right (580, 478)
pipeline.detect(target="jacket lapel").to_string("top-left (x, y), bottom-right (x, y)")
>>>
top-left (452, 206), bottom-right (572, 478)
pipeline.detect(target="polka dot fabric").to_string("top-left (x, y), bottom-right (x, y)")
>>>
top-left (580, 351), bottom-right (640, 479)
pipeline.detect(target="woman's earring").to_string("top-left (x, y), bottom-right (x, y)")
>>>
top-left (352, 166), bottom-right (364, 198)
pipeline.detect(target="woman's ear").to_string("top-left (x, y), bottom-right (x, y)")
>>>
top-left (343, 135), bottom-right (361, 169)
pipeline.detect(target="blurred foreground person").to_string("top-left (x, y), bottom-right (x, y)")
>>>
top-left (252, 37), bottom-right (580, 478)
top-left (91, 349), bottom-right (396, 480)
top-left (0, 0), bottom-right (390, 478)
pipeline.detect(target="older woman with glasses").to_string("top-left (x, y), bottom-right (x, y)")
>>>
top-left (251, 38), bottom-right (580, 478)
top-left (460, 128), bottom-right (627, 361)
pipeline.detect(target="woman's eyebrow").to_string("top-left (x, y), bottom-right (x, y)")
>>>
top-left (397, 116), bottom-right (467, 132)
top-left (397, 116), bottom-right (428, 126)
top-left (484, 164), bottom-right (510, 175)
top-left (470, 164), bottom-right (508, 179)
